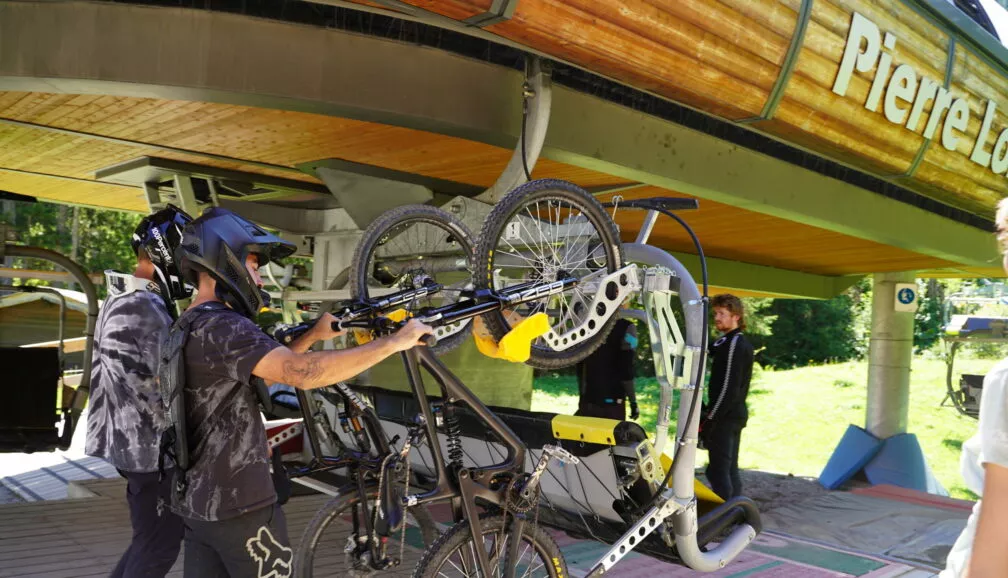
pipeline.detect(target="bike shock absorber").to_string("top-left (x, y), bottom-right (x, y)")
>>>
top-left (442, 404), bottom-right (464, 470)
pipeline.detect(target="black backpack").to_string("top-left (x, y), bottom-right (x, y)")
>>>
top-left (157, 310), bottom-right (200, 500)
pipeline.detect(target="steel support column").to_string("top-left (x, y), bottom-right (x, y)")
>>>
top-left (477, 57), bottom-right (552, 204)
top-left (865, 271), bottom-right (916, 439)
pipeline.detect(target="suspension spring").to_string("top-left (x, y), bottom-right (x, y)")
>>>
top-left (443, 405), bottom-right (464, 469)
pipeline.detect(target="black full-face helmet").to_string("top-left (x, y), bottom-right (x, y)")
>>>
top-left (176, 207), bottom-right (296, 319)
top-left (132, 204), bottom-right (193, 302)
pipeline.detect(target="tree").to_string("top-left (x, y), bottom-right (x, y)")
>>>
top-left (914, 278), bottom-right (945, 353)
top-left (758, 290), bottom-right (861, 369)
top-left (0, 200), bottom-right (140, 296)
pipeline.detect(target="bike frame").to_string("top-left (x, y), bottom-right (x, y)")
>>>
top-left (285, 343), bottom-right (532, 577)
top-left (284, 273), bottom-right (592, 577)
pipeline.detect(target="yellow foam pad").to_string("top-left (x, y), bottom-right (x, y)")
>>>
top-left (352, 328), bottom-right (373, 345)
top-left (473, 312), bottom-right (550, 363)
top-left (352, 308), bottom-right (409, 345)
top-left (385, 308), bottom-right (409, 322)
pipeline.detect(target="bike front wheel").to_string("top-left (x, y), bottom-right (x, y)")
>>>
top-left (411, 514), bottom-right (567, 578)
top-left (475, 179), bottom-right (626, 369)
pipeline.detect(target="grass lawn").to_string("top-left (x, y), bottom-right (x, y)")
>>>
top-left (532, 356), bottom-right (994, 500)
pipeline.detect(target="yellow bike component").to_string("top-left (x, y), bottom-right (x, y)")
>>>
top-left (348, 308), bottom-right (409, 345)
top-left (551, 415), bottom-right (622, 445)
top-left (385, 308), bottom-right (409, 322)
top-left (473, 312), bottom-right (550, 363)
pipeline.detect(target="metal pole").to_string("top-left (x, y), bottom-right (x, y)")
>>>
top-left (477, 56), bottom-right (552, 203)
top-left (866, 271), bottom-right (916, 439)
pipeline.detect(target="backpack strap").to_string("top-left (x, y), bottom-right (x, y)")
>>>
top-left (157, 304), bottom-right (216, 499)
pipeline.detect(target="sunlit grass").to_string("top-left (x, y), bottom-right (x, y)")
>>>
top-left (532, 356), bottom-right (990, 500)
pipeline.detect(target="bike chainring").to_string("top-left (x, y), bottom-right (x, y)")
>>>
top-left (505, 473), bottom-right (539, 514)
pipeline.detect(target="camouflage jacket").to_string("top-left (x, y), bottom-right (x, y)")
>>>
top-left (169, 302), bottom-right (281, 521)
top-left (84, 271), bottom-right (173, 473)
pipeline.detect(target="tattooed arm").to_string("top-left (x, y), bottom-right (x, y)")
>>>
top-left (252, 318), bottom-right (433, 390)
top-left (286, 312), bottom-right (343, 354)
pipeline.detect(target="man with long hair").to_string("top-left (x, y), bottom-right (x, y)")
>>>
top-left (700, 294), bottom-right (754, 500)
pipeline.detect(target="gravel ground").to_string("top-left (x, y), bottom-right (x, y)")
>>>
top-left (736, 469), bottom-right (834, 513)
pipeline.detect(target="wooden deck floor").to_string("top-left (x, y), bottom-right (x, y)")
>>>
top-left (0, 479), bottom-right (425, 578)
top-left (0, 478), bottom-right (938, 578)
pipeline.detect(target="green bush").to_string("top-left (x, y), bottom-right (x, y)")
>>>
top-left (756, 292), bottom-right (861, 369)
top-left (915, 279), bottom-right (945, 353)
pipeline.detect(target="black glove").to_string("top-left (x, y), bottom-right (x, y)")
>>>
top-left (629, 401), bottom-right (640, 420)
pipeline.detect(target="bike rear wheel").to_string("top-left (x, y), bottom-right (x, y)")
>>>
top-left (350, 204), bottom-right (476, 356)
top-left (474, 179), bottom-right (626, 369)
top-left (411, 514), bottom-right (567, 578)
top-left (294, 486), bottom-right (439, 577)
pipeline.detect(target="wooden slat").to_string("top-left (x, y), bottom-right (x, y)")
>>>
top-left (0, 89), bottom-right (980, 279)
top-left (0, 92), bottom-right (628, 190)
top-left (0, 169), bottom-right (147, 212)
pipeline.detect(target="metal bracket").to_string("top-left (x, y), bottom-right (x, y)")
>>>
top-left (314, 166), bottom-right (432, 230)
top-left (477, 56), bottom-right (552, 204)
top-left (540, 264), bottom-right (640, 352)
top-left (633, 439), bottom-right (664, 494)
top-left (462, 0), bottom-right (520, 27)
top-left (642, 266), bottom-right (689, 456)
top-left (143, 182), bottom-right (164, 213)
top-left (585, 489), bottom-right (686, 577)
top-left (173, 175), bottom-right (202, 216)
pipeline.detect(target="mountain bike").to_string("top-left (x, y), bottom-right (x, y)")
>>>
top-left (287, 179), bottom-right (632, 577)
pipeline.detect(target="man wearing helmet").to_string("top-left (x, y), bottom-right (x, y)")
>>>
top-left (164, 207), bottom-right (431, 577)
top-left (86, 204), bottom-right (192, 577)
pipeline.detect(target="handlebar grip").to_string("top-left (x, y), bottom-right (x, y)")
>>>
top-left (420, 333), bottom-right (437, 348)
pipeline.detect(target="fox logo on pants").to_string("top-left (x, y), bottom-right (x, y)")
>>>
top-left (246, 526), bottom-right (293, 578)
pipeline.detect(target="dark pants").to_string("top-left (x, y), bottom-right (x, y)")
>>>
top-left (576, 400), bottom-right (625, 420)
top-left (111, 469), bottom-right (184, 578)
top-left (705, 422), bottom-right (744, 500)
top-left (183, 503), bottom-right (291, 578)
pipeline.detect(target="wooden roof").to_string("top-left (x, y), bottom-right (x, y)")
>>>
top-left (359, 0), bottom-right (1008, 219)
top-left (0, 90), bottom-right (997, 290)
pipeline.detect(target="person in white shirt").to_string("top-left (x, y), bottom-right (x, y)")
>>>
top-left (940, 198), bottom-right (1008, 578)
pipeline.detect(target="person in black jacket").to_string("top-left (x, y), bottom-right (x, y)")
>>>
top-left (701, 294), bottom-right (754, 500)
top-left (576, 302), bottom-right (639, 421)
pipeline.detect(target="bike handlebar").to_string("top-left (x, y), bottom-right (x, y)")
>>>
top-left (273, 319), bottom-right (437, 348)
top-left (270, 274), bottom-right (574, 348)
top-left (601, 196), bottom-right (699, 212)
